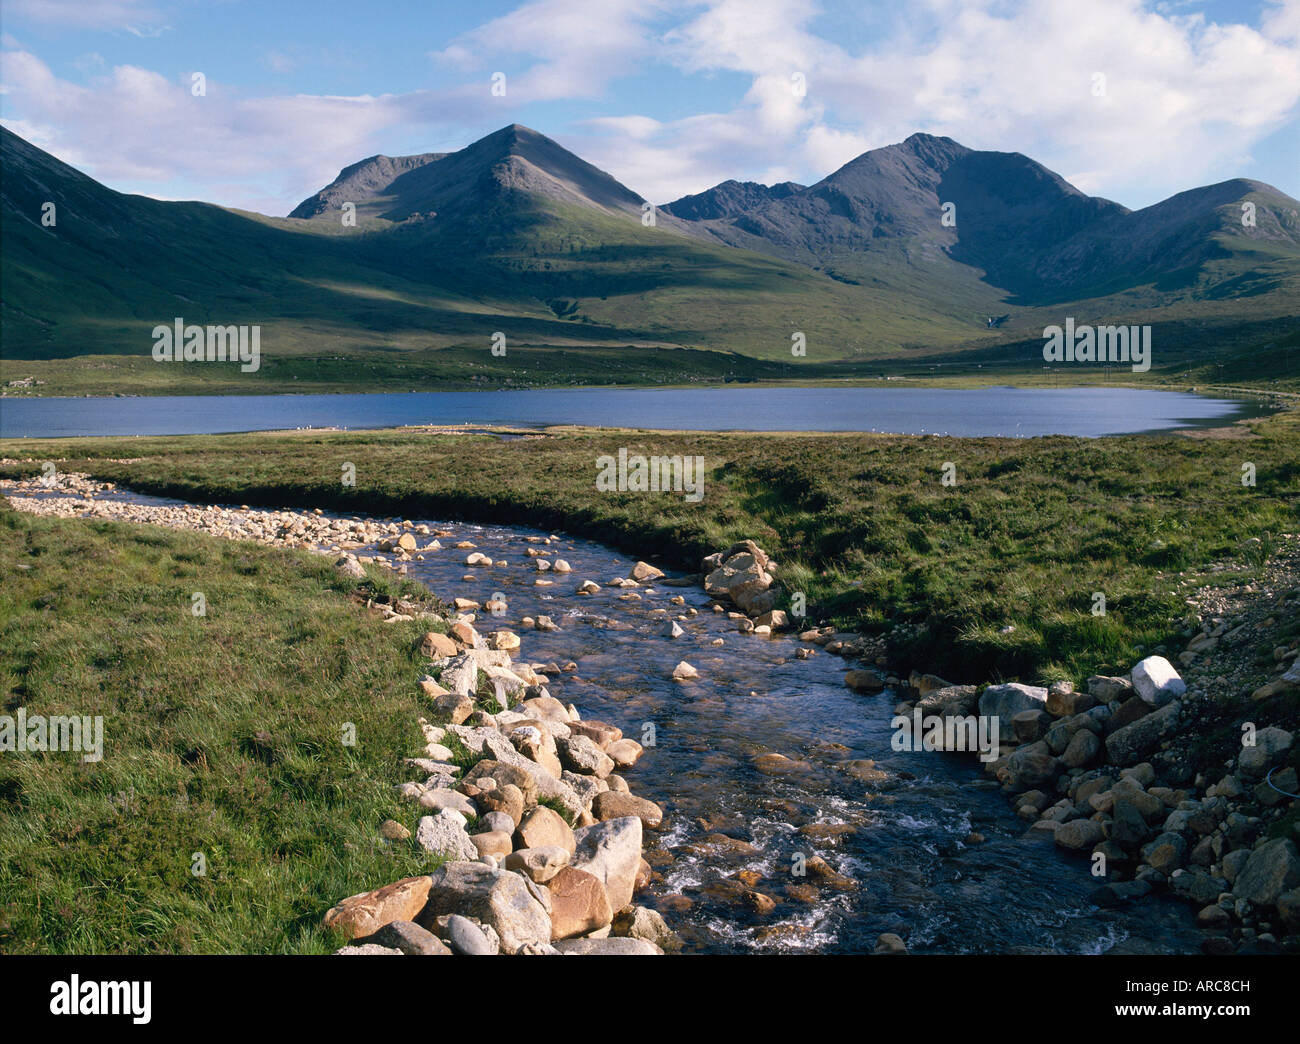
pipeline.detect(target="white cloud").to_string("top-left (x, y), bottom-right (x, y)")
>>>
top-left (640, 0), bottom-right (1300, 206)
top-left (429, 0), bottom-right (1300, 205)
top-left (0, 49), bottom-right (498, 213)
top-left (430, 0), bottom-right (667, 101)
top-left (2, 0), bottom-right (1297, 213)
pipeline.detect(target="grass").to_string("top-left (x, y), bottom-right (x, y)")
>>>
top-left (4, 403), bottom-right (1297, 683)
top-left (0, 506), bottom-right (450, 954)
top-left (3, 316), bottom-right (1295, 398)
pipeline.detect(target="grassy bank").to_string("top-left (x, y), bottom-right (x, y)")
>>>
top-left (0, 507), bottom-right (447, 953)
top-left (3, 320), bottom-right (1296, 397)
top-left (4, 406), bottom-right (1297, 683)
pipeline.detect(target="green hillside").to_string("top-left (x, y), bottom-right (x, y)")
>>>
top-left (2, 123), bottom-right (1297, 394)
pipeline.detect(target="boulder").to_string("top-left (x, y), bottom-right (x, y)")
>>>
top-left (1107, 696), bottom-right (1151, 733)
top-left (592, 791), bottom-right (664, 829)
top-left (1046, 686), bottom-right (1098, 718)
top-left (519, 695), bottom-right (571, 726)
top-left (1055, 819), bottom-right (1105, 850)
top-left (1012, 709), bottom-right (1053, 744)
top-left (415, 809), bottom-right (478, 862)
top-left (418, 631), bottom-right (459, 659)
top-left (453, 733), bottom-right (585, 821)
top-left (1110, 795), bottom-right (1152, 847)
top-left (462, 758), bottom-right (540, 806)
top-left (504, 846), bottom-right (570, 884)
top-left (479, 810), bottom-right (515, 834)
top-left (1130, 656), bottom-right (1186, 707)
top-left (418, 788), bottom-right (476, 817)
top-left (470, 831), bottom-right (513, 859)
top-left (569, 720), bottom-right (622, 748)
top-left (508, 724), bottom-right (563, 779)
top-left (611, 905), bottom-right (677, 949)
top-left (631, 561), bottom-right (664, 582)
top-left (607, 738), bottom-right (644, 768)
top-left (997, 750), bottom-right (1059, 791)
top-left (1104, 700), bottom-right (1181, 766)
top-left (439, 653), bottom-right (479, 698)
top-left (1233, 839), bottom-right (1300, 907)
top-left (1237, 726), bottom-right (1294, 779)
top-left (442, 913), bottom-right (496, 955)
top-left (844, 669), bottom-right (885, 693)
top-left (475, 782), bottom-right (525, 826)
top-left (1087, 675), bottom-right (1132, 702)
top-left (323, 876), bottom-right (433, 941)
top-left (514, 805), bottom-right (576, 855)
top-left (703, 548), bottom-right (777, 614)
top-left (571, 816), bottom-right (643, 914)
top-left (1142, 832), bottom-right (1187, 874)
top-left (418, 862), bottom-right (552, 954)
top-left (335, 556), bottom-right (367, 580)
top-left (557, 734), bottom-right (615, 777)
top-left (334, 943), bottom-right (403, 955)
top-left (1062, 729), bottom-right (1101, 769)
top-left (430, 691), bottom-right (474, 725)
top-left (369, 919), bottom-right (450, 956)
top-left (979, 683), bottom-right (1048, 742)
top-left (915, 685), bottom-right (979, 717)
top-left (1170, 870), bottom-right (1226, 907)
top-left (546, 866), bottom-right (614, 939)
top-left (562, 770), bottom-right (603, 813)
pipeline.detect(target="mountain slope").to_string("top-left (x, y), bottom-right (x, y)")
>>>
top-left (661, 179), bottom-right (804, 221)
top-left (289, 151), bottom-right (447, 219)
top-left (1, 123), bottom-right (1296, 380)
top-left (669, 133), bottom-right (1300, 307)
top-left (4, 124), bottom-right (947, 364)
top-left (290, 124), bottom-right (647, 226)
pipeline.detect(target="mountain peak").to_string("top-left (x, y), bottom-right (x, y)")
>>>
top-left (289, 122), bottom-right (644, 223)
top-left (660, 178), bottom-right (805, 221)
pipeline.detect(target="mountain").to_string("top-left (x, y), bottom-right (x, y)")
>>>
top-left (661, 179), bottom-right (804, 221)
top-left (2, 122), bottom-right (1297, 382)
top-left (290, 124), bottom-right (646, 224)
top-left (668, 132), bottom-right (1300, 307)
top-left (288, 151), bottom-right (447, 219)
top-left (0, 123), bottom-right (906, 365)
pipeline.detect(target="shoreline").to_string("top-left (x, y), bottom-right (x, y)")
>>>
top-left (3, 376), bottom-right (1294, 405)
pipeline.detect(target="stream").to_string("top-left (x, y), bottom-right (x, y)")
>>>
top-left (15, 484), bottom-right (1207, 954)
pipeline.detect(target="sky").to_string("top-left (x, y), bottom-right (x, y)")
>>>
top-left (1, 0), bottom-right (1297, 216)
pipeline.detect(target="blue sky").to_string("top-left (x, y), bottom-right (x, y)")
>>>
top-left (2, 0), bottom-right (1297, 215)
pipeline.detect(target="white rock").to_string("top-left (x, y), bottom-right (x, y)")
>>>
top-left (1131, 655), bottom-right (1186, 707)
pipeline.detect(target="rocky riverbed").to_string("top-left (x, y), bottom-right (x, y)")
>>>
top-left (6, 470), bottom-right (1293, 954)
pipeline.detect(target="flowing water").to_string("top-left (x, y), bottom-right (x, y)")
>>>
top-left (17, 485), bottom-right (1205, 953)
top-left (393, 517), bottom-right (1204, 954)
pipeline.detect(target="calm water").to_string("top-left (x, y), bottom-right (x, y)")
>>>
top-left (0, 386), bottom-right (1272, 438)
top-left (16, 484), bottom-right (1204, 954)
